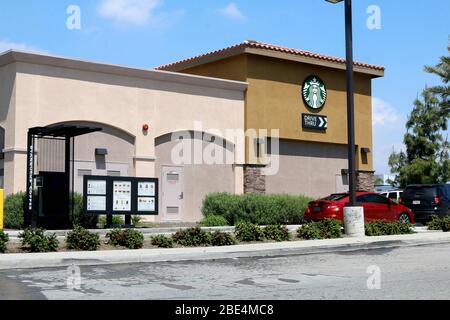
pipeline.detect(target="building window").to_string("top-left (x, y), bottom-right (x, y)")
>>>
top-left (78, 169), bottom-right (92, 177)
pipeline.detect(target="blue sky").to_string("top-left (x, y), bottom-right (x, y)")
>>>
top-left (0, 0), bottom-right (449, 174)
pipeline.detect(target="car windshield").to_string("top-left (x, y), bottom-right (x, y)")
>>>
top-left (403, 186), bottom-right (437, 198)
top-left (321, 194), bottom-right (348, 201)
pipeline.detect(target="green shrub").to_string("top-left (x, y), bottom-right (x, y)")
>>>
top-left (264, 225), bottom-right (291, 242)
top-left (365, 221), bottom-right (414, 236)
top-left (210, 231), bottom-right (236, 246)
top-left (99, 216), bottom-right (125, 228)
top-left (318, 219), bottom-right (343, 239)
top-left (106, 229), bottom-right (122, 246)
top-left (427, 216), bottom-right (450, 232)
top-left (132, 216), bottom-right (142, 226)
top-left (70, 193), bottom-right (98, 229)
top-left (4, 192), bottom-right (26, 230)
top-left (19, 228), bottom-right (59, 253)
top-left (444, 220), bottom-right (450, 233)
top-left (124, 229), bottom-right (145, 249)
top-left (0, 230), bottom-right (9, 253)
top-left (172, 227), bottom-right (212, 247)
top-left (66, 226), bottom-right (100, 251)
top-left (106, 229), bottom-right (144, 249)
top-left (297, 223), bottom-right (321, 240)
top-left (297, 219), bottom-right (343, 240)
top-left (199, 215), bottom-right (229, 227)
top-left (151, 235), bottom-right (174, 248)
top-left (427, 216), bottom-right (444, 230)
top-left (202, 193), bottom-right (313, 226)
top-left (235, 222), bottom-right (265, 242)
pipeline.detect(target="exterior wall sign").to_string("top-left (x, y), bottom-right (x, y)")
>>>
top-left (302, 114), bottom-right (328, 130)
top-left (302, 76), bottom-right (327, 110)
top-left (27, 143), bottom-right (34, 211)
top-left (83, 176), bottom-right (159, 215)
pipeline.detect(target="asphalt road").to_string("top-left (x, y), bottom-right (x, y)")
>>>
top-left (1, 243), bottom-right (450, 300)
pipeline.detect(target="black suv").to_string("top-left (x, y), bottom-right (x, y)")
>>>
top-left (400, 184), bottom-right (450, 223)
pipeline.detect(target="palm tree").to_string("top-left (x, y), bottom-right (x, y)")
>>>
top-left (424, 46), bottom-right (449, 116)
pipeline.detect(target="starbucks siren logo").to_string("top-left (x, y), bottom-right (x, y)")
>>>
top-left (302, 76), bottom-right (327, 110)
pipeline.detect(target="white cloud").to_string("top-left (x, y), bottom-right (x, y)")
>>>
top-left (220, 3), bottom-right (246, 20)
top-left (372, 97), bottom-right (402, 126)
top-left (0, 39), bottom-right (47, 54)
top-left (98, 0), bottom-right (162, 25)
top-left (372, 97), bottom-right (407, 174)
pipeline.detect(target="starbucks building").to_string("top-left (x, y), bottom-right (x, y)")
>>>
top-left (0, 40), bottom-right (384, 223)
top-left (158, 40), bottom-right (385, 198)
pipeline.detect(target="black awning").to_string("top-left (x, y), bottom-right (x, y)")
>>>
top-left (29, 125), bottom-right (102, 138)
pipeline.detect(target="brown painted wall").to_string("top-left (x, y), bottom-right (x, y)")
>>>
top-left (181, 53), bottom-right (374, 171)
top-left (266, 139), bottom-right (348, 198)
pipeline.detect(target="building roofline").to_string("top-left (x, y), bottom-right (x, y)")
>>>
top-left (156, 40), bottom-right (385, 78)
top-left (0, 50), bottom-right (248, 92)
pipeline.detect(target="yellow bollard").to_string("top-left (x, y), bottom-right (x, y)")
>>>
top-left (0, 189), bottom-right (3, 230)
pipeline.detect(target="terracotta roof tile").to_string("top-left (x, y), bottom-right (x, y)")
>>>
top-left (156, 40), bottom-right (385, 72)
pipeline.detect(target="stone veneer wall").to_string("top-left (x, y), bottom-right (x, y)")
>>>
top-left (356, 171), bottom-right (375, 192)
top-left (244, 165), bottom-right (266, 194)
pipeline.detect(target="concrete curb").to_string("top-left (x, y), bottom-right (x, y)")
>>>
top-left (1, 231), bottom-right (449, 271)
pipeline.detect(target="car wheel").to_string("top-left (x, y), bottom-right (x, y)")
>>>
top-left (398, 213), bottom-right (410, 224)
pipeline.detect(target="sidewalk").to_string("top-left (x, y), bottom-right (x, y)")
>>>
top-left (1, 230), bottom-right (449, 271)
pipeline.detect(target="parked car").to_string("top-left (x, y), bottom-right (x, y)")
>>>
top-left (380, 190), bottom-right (403, 203)
top-left (399, 184), bottom-right (450, 223)
top-left (304, 192), bottom-right (414, 224)
top-left (375, 185), bottom-right (396, 193)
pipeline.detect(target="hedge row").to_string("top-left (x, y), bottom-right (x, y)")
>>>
top-left (3, 192), bottom-right (98, 230)
top-left (152, 229), bottom-right (237, 248)
top-left (427, 216), bottom-right (450, 232)
top-left (365, 221), bottom-right (414, 236)
top-left (4, 192), bottom-right (312, 230)
top-left (151, 223), bottom-right (291, 248)
top-left (202, 193), bottom-right (313, 226)
top-left (1, 219), bottom-right (419, 253)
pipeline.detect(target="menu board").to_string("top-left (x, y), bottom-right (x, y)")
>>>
top-left (87, 180), bottom-right (107, 195)
top-left (113, 181), bottom-right (132, 211)
top-left (138, 197), bottom-right (156, 212)
top-left (87, 196), bottom-right (106, 211)
top-left (138, 182), bottom-right (156, 197)
top-left (84, 176), bottom-right (159, 215)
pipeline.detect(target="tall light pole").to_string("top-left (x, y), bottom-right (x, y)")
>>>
top-left (326, 0), bottom-right (365, 236)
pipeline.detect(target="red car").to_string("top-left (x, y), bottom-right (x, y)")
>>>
top-left (304, 192), bottom-right (415, 224)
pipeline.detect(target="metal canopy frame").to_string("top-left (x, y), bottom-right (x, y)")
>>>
top-left (26, 125), bottom-right (102, 228)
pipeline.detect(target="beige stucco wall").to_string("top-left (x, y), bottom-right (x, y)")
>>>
top-left (155, 134), bottom-right (238, 222)
top-left (0, 57), bottom-right (246, 221)
top-left (0, 63), bottom-right (18, 193)
top-left (266, 139), bottom-right (348, 198)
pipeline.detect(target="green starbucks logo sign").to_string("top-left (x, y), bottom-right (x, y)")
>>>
top-left (302, 76), bottom-right (327, 110)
